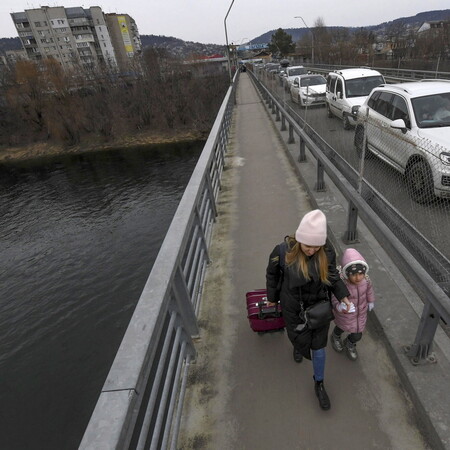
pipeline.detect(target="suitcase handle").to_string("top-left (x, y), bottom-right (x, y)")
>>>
top-left (257, 299), bottom-right (281, 319)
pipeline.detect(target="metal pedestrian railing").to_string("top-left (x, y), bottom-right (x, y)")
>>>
top-left (79, 71), bottom-right (238, 449)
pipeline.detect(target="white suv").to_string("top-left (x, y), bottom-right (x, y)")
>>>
top-left (353, 80), bottom-right (450, 203)
top-left (326, 68), bottom-right (385, 129)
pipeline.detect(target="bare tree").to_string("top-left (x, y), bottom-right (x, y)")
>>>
top-left (313, 17), bottom-right (331, 64)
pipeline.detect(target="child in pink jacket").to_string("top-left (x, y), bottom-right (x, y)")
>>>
top-left (330, 248), bottom-right (375, 361)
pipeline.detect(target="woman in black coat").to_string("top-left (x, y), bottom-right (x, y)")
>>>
top-left (266, 210), bottom-right (350, 410)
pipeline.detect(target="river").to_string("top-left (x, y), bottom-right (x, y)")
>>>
top-left (0, 142), bottom-right (202, 449)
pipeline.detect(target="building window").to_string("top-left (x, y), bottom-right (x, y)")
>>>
top-left (34, 21), bottom-right (41, 27)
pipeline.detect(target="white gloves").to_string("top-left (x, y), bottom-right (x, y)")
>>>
top-left (368, 303), bottom-right (375, 311)
top-left (337, 301), bottom-right (356, 313)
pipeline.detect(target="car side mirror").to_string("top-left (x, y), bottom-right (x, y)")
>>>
top-left (391, 118), bottom-right (408, 133)
top-left (337, 91), bottom-right (343, 99)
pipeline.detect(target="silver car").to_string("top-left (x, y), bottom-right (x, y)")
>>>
top-left (354, 80), bottom-right (450, 203)
top-left (290, 74), bottom-right (327, 107)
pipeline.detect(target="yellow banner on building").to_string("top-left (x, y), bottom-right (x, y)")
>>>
top-left (118, 16), bottom-right (133, 54)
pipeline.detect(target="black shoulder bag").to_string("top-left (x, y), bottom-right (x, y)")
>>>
top-left (301, 299), bottom-right (334, 329)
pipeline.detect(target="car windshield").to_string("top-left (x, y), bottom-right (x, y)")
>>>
top-left (345, 76), bottom-right (385, 98)
top-left (300, 76), bottom-right (326, 87)
top-left (289, 67), bottom-right (306, 76)
top-left (412, 92), bottom-right (450, 128)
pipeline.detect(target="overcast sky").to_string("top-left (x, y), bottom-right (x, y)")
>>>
top-left (2, 1), bottom-right (449, 45)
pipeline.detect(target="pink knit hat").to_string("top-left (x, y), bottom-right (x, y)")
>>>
top-left (295, 209), bottom-right (327, 246)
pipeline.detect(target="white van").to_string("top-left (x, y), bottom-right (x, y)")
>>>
top-left (326, 68), bottom-right (385, 129)
top-left (283, 65), bottom-right (307, 91)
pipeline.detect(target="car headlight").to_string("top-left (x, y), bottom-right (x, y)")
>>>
top-left (440, 152), bottom-right (450, 165)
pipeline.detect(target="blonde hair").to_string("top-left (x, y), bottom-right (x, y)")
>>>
top-left (285, 240), bottom-right (330, 284)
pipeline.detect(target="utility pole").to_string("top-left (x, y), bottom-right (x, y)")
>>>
top-left (224, 0), bottom-right (236, 84)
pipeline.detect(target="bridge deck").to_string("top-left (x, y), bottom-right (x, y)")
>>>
top-left (178, 72), bottom-right (449, 449)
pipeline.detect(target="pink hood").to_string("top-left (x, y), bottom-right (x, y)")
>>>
top-left (340, 248), bottom-right (369, 279)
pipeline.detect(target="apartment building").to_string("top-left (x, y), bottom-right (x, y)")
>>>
top-left (105, 14), bottom-right (142, 72)
top-left (10, 6), bottom-right (142, 73)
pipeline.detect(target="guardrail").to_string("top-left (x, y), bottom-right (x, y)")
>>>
top-left (80, 71), bottom-right (238, 449)
top-left (248, 68), bottom-right (450, 365)
top-left (300, 63), bottom-right (450, 83)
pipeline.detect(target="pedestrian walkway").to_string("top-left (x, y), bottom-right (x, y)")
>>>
top-left (178, 72), bottom-right (437, 449)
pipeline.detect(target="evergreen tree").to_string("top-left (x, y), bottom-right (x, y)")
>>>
top-left (268, 28), bottom-right (295, 57)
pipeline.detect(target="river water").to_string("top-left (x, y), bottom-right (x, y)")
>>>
top-left (0, 142), bottom-right (202, 449)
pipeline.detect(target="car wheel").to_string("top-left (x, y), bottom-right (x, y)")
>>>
top-left (343, 114), bottom-right (351, 130)
top-left (327, 104), bottom-right (333, 118)
top-left (354, 126), bottom-right (370, 159)
top-left (406, 160), bottom-right (435, 204)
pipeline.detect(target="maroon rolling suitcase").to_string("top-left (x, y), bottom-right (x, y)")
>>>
top-left (246, 289), bottom-right (285, 333)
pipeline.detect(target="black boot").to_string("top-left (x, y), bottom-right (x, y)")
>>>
top-left (314, 379), bottom-right (330, 410)
top-left (293, 348), bottom-right (303, 363)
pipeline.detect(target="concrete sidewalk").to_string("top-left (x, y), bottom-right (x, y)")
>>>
top-left (179, 72), bottom-right (442, 449)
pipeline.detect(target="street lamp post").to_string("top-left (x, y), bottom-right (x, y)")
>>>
top-left (224, 0), bottom-right (236, 84)
top-left (295, 16), bottom-right (314, 65)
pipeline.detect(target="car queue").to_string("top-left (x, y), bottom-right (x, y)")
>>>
top-left (255, 60), bottom-right (450, 203)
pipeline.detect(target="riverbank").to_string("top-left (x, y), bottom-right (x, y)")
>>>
top-left (0, 129), bottom-right (207, 163)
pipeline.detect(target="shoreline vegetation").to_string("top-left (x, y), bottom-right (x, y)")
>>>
top-left (0, 129), bottom-right (207, 164)
top-left (0, 49), bottom-right (229, 165)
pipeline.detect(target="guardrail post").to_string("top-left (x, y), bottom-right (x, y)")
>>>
top-left (343, 201), bottom-right (359, 244)
top-left (404, 302), bottom-right (439, 365)
top-left (275, 106), bottom-right (280, 122)
top-left (288, 123), bottom-right (295, 144)
top-left (314, 160), bottom-right (326, 191)
top-left (281, 114), bottom-right (286, 131)
top-left (298, 136), bottom-right (306, 162)
top-left (271, 100), bottom-right (276, 115)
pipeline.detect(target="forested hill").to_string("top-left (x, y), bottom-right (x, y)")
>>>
top-left (252, 9), bottom-right (450, 43)
top-left (0, 37), bottom-right (22, 53)
top-left (0, 34), bottom-right (226, 59)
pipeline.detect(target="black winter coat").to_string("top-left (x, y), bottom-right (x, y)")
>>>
top-left (266, 236), bottom-right (349, 359)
